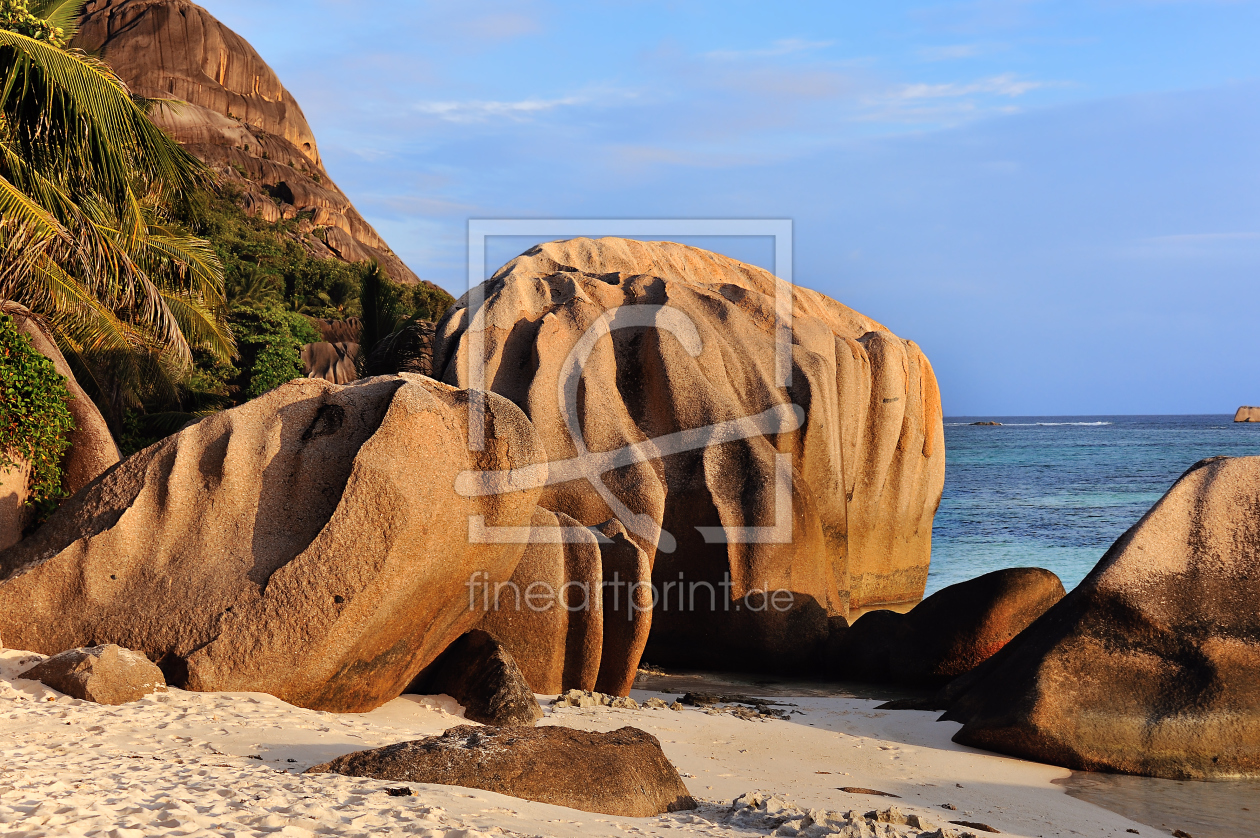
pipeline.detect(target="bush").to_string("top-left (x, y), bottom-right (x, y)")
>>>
top-left (0, 314), bottom-right (74, 507)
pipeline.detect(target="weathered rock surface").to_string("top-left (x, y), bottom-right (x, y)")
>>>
top-left (937, 456), bottom-right (1260, 779)
top-left (433, 238), bottom-right (945, 671)
top-left (0, 375), bottom-right (546, 712)
top-left (19, 644), bottom-right (166, 705)
top-left (473, 511), bottom-right (653, 696)
top-left (363, 319), bottom-right (436, 379)
top-left (301, 341), bottom-right (358, 385)
top-left (306, 724), bottom-right (697, 816)
top-left (1, 304), bottom-right (120, 550)
top-left (835, 568), bottom-right (1066, 686)
top-left (76, 0), bottom-right (428, 289)
top-left (408, 630), bottom-right (543, 727)
top-left (1236, 406), bottom-right (1260, 423)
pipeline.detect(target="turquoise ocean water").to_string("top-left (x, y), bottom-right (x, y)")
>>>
top-left (927, 415), bottom-right (1260, 596)
top-left (928, 415), bottom-right (1260, 837)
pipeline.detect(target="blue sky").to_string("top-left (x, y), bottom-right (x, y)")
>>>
top-left (206, 1), bottom-right (1259, 415)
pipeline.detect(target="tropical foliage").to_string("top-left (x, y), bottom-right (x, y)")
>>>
top-left (0, 312), bottom-right (74, 512)
top-left (0, 0), bottom-right (232, 429)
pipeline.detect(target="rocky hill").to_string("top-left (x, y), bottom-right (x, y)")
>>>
top-left (76, 0), bottom-right (427, 290)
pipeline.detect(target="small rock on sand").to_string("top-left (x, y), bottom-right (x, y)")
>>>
top-left (19, 645), bottom-right (165, 705)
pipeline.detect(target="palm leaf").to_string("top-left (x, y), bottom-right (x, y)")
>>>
top-left (28, 0), bottom-right (88, 44)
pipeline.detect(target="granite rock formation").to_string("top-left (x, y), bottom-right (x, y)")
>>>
top-left (833, 568), bottom-right (1066, 686)
top-left (432, 238), bottom-right (945, 670)
top-left (473, 512), bottom-right (653, 696)
top-left (0, 375), bottom-right (546, 713)
top-left (76, 0), bottom-right (433, 291)
top-left (300, 341), bottom-right (358, 385)
top-left (307, 724), bottom-right (698, 816)
top-left (409, 629), bottom-right (543, 727)
top-left (20, 645), bottom-right (166, 705)
top-left (363, 319), bottom-right (436, 379)
top-left (937, 456), bottom-right (1260, 779)
top-left (1236, 406), bottom-right (1260, 423)
top-left (1, 304), bottom-right (120, 550)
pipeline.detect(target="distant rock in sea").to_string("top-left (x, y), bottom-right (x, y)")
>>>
top-left (1236, 406), bottom-right (1260, 422)
top-left (933, 455), bottom-right (1260, 779)
top-left (76, 0), bottom-right (439, 295)
top-left (431, 237), bottom-right (946, 671)
top-left (970, 421), bottom-right (1002, 426)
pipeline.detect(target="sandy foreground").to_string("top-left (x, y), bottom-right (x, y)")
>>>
top-left (0, 649), bottom-right (1163, 838)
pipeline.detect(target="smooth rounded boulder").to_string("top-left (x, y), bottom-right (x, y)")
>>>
top-left (0, 375), bottom-right (546, 712)
top-left (432, 238), bottom-right (945, 670)
top-left (938, 456), bottom-right (1260, 779)
top-left (834, 567), bottom-right (1066, 686)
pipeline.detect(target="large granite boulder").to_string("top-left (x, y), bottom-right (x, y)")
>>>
top-left (307, 724), bottom-right (697, 816)
top-left (20, 645), bottom-right (166, 705)
top-left (834, 568), bottom-right (1065, 686)
top-left (0, 375), bottom-right (546, 712)
top-left (76, 0), bottom-right (428, 290)
top-left (409, 629), bottom-right (543, 727)
top-left (432, 238), bottom-right (945, 670)
top-left (936, 457), bottom-right (1260, 779)
top-left (1236, 406), bottom-right (1260, 423)
top-left (1, 304), bottom-right (120, 550)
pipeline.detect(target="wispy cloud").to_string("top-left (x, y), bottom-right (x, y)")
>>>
top-left (896, 73), bottom-right (1056, 100)
top-left (704, 39), bottom-right (835, 61)
top-left (919, 43), bottom-right (988, 61)
top-left (413, 94), bottom-right (594, 122)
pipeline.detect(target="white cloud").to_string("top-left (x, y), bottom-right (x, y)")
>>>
top-left (413, 95), bottom-right (589, 122)
top-left (896, 73), bottom-right (1054, 100)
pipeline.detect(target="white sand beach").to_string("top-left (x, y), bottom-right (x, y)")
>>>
top-left (0, 649), bottom-right (1165, 838)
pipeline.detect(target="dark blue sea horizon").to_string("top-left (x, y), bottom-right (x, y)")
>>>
top-left (927, 414), bottom-right (1260, 596)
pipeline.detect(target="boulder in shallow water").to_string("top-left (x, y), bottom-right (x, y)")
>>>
top-left (0, 375), bottom-right (546, 712)
top-left (20, 645), bottom-right (165, 705)
top-left (937, 456), bottom-right (1260, 779)
top-left (835, 567), bottom-right (1066, 686)
top-left (409, 630), bottom-right (542, 727)
top-left (307, 724), bottom-right (697, 816)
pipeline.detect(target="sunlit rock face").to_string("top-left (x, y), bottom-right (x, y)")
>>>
top-left (434, 238), bottom-right (945, 670)
top-left (76, 0), bottom-right (428, 289)
top-left (0, 375), bottom-right (547, 713)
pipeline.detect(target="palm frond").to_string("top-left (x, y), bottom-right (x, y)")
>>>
top-left (158, 288), bottom-right (234, 361)
top-left (28, 0), bottom-right (88, 44)
top-left (0, 29), bottom-right (212, 203)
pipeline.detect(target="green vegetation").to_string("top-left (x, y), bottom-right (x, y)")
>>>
top-left (1, 0), bottom-right (454, 465)
top-left (0, 0), bottom-right (232, 432)
top-left (109, 188), bottom-right (453, 454)
top-left (0, 313), bottom-right (74, 510)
